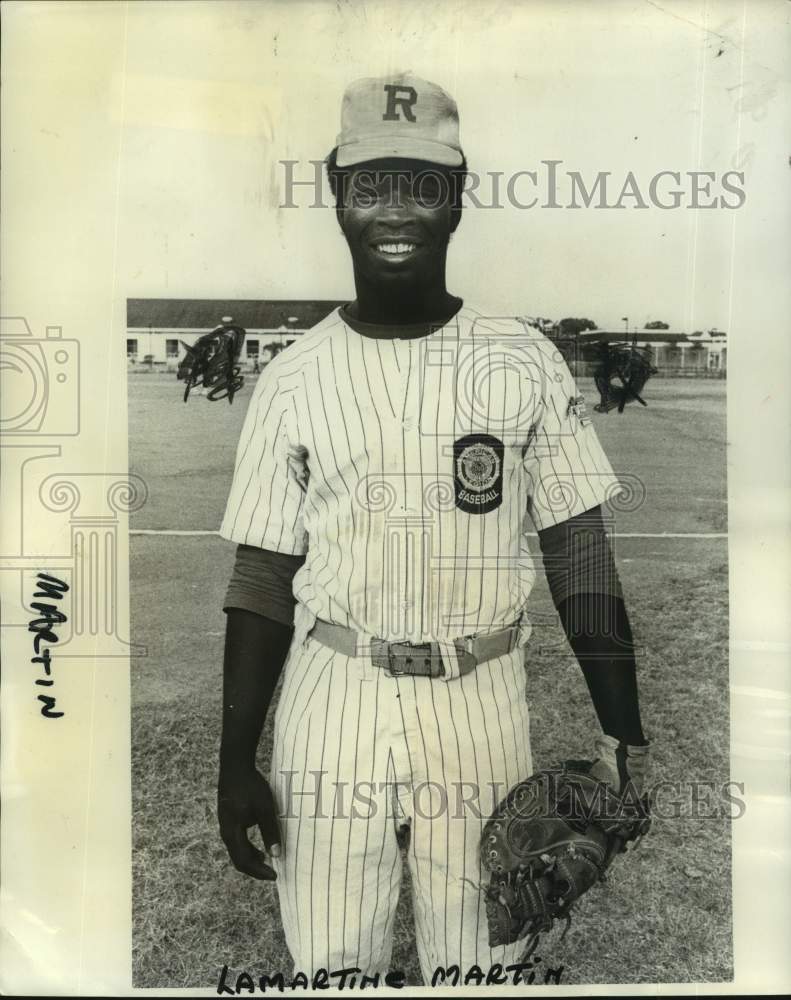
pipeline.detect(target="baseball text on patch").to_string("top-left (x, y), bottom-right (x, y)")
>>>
top-left (453, 433), bottom-right (505, 515)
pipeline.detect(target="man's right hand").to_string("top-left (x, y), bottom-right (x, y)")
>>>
top-left (218, 768), bottom-right (282, 881)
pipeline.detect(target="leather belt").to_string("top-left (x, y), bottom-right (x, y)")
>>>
top-left (308, 618), bottom-right (522, 678)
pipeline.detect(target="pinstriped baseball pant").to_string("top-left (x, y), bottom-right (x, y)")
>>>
top-left (270, 632), bottom-right (534, 981)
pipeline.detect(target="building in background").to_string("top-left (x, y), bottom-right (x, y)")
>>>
top-left (126, 302), bottom-right (727, 378)
top-left (553, 328), bottom-right (727, 378)
top-left (126, 299), bottom-right (346, 370)
top-left (683, 328), bottom-right (727, 374)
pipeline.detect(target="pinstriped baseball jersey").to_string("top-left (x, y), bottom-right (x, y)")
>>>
top-left (220, 304), bottom-right (620, 643)
top-left (221, 302), bottom-right (622, 977)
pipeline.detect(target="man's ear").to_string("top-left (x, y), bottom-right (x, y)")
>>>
top-left (449, 208), bottom-right (462, 234)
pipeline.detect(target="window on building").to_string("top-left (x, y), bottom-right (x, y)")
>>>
top-left (166, 339), bottom-right (179, 358)
top-left (127, 338), bottom-right (138, 356)
top-left (246, 341), bottom-right (259, 357)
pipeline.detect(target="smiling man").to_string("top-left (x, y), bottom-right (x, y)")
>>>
top-left (217, 72), bottom-right (649, 984)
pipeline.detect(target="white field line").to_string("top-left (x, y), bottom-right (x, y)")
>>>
top-left (130, 529), bottom-right (728, 539)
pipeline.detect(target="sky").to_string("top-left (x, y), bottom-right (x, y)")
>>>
top-left (113, 0), bottom-right (777, 332)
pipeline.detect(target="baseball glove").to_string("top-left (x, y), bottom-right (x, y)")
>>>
top-left (593, 341), bottom-right (658, 413)
top-left (177, 321), bottom-right (246, 403)
top-left (480, 736), bottom-right (650, 954)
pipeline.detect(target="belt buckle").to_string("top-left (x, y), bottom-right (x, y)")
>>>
top-left (387, 642), bottom-right (407, 676)
top-left (370, 638), bottom-right (411, 676)
top-left (389, 640), bottom-right (419, 677)
top-left (370, 638), bottom-right (443, 677)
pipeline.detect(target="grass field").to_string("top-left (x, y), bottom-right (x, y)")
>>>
top-left (130, 374), bottom-right (731, 988)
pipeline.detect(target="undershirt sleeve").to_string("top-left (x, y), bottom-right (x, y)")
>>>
top-left (538, 506), bottom-right (645, 745)
top-left (223, 544), bottom-right (306, 627)
top-left (537, 504), bottom-right (624, 606)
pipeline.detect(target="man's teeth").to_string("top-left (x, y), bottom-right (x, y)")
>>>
top-left (376, 242), bottom-right (416, 254)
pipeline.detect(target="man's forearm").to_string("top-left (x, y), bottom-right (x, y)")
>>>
top-left (219, 609), bottom-right (293, 773)
top-left (220, 544), bottom-right (305, 772)
top-left (538, 506), bottom-right (646, 746)
top-left (557, 592), bottom-right (646, 745)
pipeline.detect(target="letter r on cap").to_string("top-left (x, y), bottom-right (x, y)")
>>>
top-left (383, 84), bottom-right (417, 122)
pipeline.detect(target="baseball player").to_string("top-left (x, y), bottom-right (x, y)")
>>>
top-left (217, 73), bottom-right (648, 983)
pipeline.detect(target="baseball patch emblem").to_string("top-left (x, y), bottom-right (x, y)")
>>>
top-left (457, 443), bottom-right (500, 492)
top-left (453, 433), bottom-right (504, 514)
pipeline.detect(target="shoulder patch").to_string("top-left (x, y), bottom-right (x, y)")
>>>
top-left (567, 394), bottom-right (591, 426)
top-left (453, 433), bottom-right (504, 514)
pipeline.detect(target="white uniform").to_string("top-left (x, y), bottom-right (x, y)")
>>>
top-left (221, 304), bottom-right (619, 979)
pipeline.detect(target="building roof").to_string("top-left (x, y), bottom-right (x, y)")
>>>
top-left (575, 329), bottom-right (726, 344)
top-left (576, 330), bottom-right (685, 343)
top-left (127, 298), bottom-right (347, 331)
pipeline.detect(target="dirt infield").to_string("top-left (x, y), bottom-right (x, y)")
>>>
top-left (130, 376), bottom-right (731, 987)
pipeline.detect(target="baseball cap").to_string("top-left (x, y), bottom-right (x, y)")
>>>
top-left (335, 72), bottom-right (463, 168)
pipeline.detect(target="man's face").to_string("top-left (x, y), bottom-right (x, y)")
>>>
top-left (337, 157), bottom-right (458, 288)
